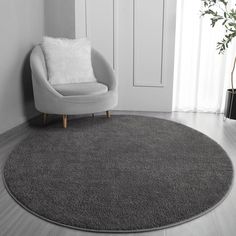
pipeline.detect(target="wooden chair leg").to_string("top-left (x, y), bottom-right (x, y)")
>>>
top-left (63, 115), bottom-right (68, 128)
top-left (43, 113), bottom-right (47, 125)
top-left (106, 111), bottom-right (111, 118)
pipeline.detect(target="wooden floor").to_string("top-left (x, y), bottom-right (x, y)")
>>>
top-left (0, 111), bottom-right (236, 236)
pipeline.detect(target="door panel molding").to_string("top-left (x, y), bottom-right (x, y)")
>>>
top-left (133, 0), bottom-right (165, 88)
top-left (85, 0), bottom-right (116, 70)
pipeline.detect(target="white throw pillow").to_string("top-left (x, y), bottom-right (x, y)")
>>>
top-left (41, 37), bottom-right (96, 85)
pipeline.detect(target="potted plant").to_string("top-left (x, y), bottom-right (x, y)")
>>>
top-left (201, 0), bottom-right (236, 119)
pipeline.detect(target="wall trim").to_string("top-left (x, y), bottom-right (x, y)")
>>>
top-left (113, 0), bottom-right (115, 70)
top-left (85, 0), bottom-right (88, 37)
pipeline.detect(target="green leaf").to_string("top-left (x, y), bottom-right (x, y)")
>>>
top-left (201, 0), bottom-right (236, 54)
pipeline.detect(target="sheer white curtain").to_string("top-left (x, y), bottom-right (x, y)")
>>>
top-left (173, 0), bottom-right (236, 113)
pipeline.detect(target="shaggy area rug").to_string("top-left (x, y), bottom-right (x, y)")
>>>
top-left (3, 116), bottom-right (233, 232)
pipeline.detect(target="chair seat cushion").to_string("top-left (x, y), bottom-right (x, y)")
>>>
top-left (53, 82), bottom-right (108, 96)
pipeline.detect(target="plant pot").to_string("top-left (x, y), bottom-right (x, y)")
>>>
top-left (224, 89), bottom-right (236, 120)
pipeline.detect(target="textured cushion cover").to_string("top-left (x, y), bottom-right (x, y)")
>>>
top-left (41, 37), bottom-right (96, 85)
top-left (53, 82), bottom-right (108, 96)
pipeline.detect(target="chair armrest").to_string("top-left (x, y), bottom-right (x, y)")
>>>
top-left (30, 46), bottom-right (62, 99)
top-left (91, 49), bottom-right (117, 91)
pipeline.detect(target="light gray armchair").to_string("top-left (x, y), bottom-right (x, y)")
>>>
top-left (30, 46), bottom-right (118, 128)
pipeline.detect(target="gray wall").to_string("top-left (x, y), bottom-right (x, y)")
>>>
top-left (0, 0), bottom-right (44, 134)
top-left (45, 0), bottom-right (75, 39)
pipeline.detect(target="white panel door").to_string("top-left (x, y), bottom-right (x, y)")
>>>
top-left (116, 0), bottom-right (176, 111)
top-left (86, 0), bottom-right (114, 68)
top-left (134, 0), bottom-right (164, 87)
top-left (75, 0), bottom-right (176, 112)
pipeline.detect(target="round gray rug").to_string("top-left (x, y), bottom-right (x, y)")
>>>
top-left (3, 116), bottom-right (233, 233)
